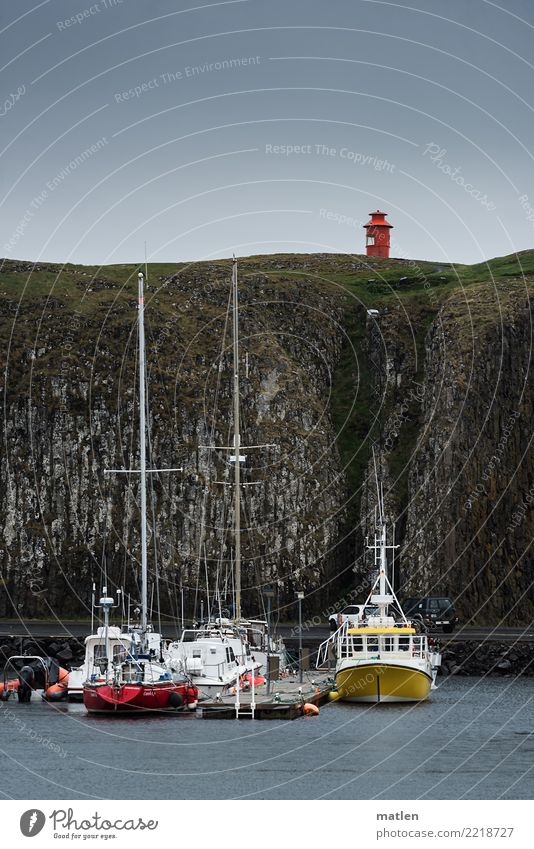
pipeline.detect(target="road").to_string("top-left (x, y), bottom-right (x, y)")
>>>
top-left (1, 620), bottom-right (533, 643)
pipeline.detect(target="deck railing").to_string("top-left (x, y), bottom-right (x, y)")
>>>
top-left (316, 621), bottom-right (347, 668)
top-left (317, 625), bottom-right (429, 668)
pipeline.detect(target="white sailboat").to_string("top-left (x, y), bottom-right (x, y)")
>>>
top-left (218, 257), bottom-right (286, 676)
top-left (165, 257), bottom-right (286, 690)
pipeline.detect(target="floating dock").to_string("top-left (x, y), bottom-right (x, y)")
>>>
top-left (201, 673), bottom-right (333, 720)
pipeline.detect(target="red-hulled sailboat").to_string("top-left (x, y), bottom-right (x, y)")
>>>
top-left (82, 595), bottom-right (198, 714)
top-left (83, 271), bottom-right (198, 714)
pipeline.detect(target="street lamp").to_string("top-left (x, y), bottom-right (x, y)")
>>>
top-left (296, 591), bottom-right (305, 683)
top-left (263, 585), bottom-right (275, 695)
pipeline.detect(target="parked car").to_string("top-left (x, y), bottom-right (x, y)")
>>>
top-left (329, 604), bottom-right (380, 631)
top-left (402, 597), bottom-right (459, 633)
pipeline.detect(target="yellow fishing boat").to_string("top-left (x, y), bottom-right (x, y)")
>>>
top-left (329, 626), bottom-right (434, 703)
top-left (317, 462), bottom-right (441, 704)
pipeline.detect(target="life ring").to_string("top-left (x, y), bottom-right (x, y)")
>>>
top-left (303, 702), bottom-right (320, 716)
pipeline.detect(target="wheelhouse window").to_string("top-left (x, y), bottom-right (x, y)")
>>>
top-left (94, 644), bottom-right (107, 662)
top-left (113, 644), bottom-right (127, 663)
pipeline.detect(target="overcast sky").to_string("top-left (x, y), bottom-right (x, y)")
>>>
top-left (2, 0), bottom-right (534, 265)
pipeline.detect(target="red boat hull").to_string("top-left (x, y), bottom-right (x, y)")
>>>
top-left (83, 681), bottom-right (198, 714)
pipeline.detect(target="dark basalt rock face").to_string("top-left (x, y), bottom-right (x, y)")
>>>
top-left (0, 254), bottom-right (532, 624)
top-left (0, 259), bottom-right (347, 620)
top-left (360, 280), bottom-right (534, 624)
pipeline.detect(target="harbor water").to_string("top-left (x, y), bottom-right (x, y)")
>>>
top-left (1, 677), bottom-right (532, 800)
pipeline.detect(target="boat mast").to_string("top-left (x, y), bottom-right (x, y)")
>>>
top-left (370, 447), bottom-right (394, 620)
top-left (138, 271), bottom-right (148, 638)
top-left (232, 256), bottom-right (242, 623)
top-left (377, 484), bottom-right (388, 619)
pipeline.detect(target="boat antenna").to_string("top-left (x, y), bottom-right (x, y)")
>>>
top-left (138, 271), bottom-right (149, 641)
top-left (218, 583), bottom-right (223, 624)
top-left (90, 581), bottom-right (96, 632)
top-left (367, 445), bottom-right (405, 622)
top-left (372, 444), bottom-right (384, 525)
top-left (230, 546), bottom-right (235, 619)
top-left (370, 444), bottom-right (388, 617)
top-left (149, 583), bottom-right (155, 625)
top-left (214, 551), bottom-right (224, 623)
top-left (204, 544), bottom-right (211, 622)
top-left (232, 255), bottom-right (242, 622)
top-left (94, 586), bottom-right (119, 679)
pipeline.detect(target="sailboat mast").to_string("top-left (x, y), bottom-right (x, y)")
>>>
top-left (232, 256), bottom-right (242, 622)
top-left (138, 272), bottom-right (148, 636)
top-left (372, 448), bottom-right (389, 618)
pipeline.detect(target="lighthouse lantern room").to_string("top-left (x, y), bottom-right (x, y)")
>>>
top-left (364, 210), bottom-right (393, 258)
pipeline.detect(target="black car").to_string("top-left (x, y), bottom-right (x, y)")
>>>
top-left (403, 597), bottom-right (459, 633)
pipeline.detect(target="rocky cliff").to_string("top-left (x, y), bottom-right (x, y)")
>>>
top-left (0, 252), bottom-right (532, 624)
top-left (359, 265), bottom-right (534, 625)
top-left (0, 257), bottom-right (351, 621)
top-left (403, 281), bottom-right (533, 624)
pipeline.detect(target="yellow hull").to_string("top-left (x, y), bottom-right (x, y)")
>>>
top-left (333, 662), bottom-right (432, 703)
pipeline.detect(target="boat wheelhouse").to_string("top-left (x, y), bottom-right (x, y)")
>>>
top-left (165, 626), bottom-right (250, 699)
top-left (68, 627), bottom-right (132, 701)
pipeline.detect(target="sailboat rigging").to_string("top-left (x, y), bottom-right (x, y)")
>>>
top-left (164, 257), bottom-right (286, 692)
top-left (82, 271), bottom-right (198, 713)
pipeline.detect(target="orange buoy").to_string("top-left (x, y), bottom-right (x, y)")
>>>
top-left (303, 702), bottom-right (320, 716)
top-left (243, 672), bottom-right (266, 687)
top-left (0, 679), bottom-right (20, 697)
top-left (44, 667), bottom-right (69, 701)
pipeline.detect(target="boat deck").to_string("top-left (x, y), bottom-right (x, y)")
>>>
top-left (201, 672), bottom-right (333, 719)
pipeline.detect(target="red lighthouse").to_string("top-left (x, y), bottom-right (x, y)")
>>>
top-left (364, 210), bottom-right (393, 258)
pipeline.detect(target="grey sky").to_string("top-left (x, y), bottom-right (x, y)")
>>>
top-left (2, 0), bottom-right (534, 264)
